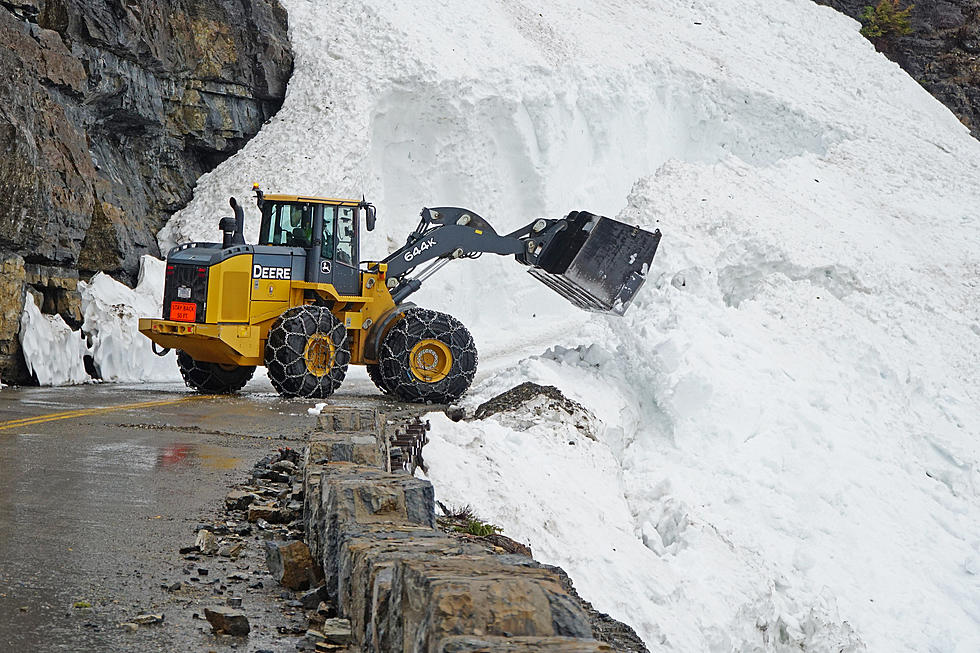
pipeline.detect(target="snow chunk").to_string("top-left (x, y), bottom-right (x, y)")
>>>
top-left (78, 256), bottom-right (180, 383)
top-left (308, 402), bottom-right (328, 415)
top-left (19, 294), bottom-right (89, 386)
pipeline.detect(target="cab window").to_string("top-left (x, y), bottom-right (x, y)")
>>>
top-left (336, 207), bottom-right (355, 265)
top-left (260, 202), bottom-right (312, 247)
top-left (320, 207), bottom-right (335, 259)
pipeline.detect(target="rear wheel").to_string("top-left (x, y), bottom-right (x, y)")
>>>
top-left (378, 308), bottom-right (477, 404)
top-left (177, 351), bottom-right (255, 394)
top-left (366, 363), bottom-right (393, 395)
top-left (265, 305), bottom-right (349, 398)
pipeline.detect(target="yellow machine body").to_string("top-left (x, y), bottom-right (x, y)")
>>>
top-left (139, 261), bottom-right (396, 366)
top-left (139, 193), bottom-right (398, 368)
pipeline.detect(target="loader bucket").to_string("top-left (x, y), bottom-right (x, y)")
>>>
top-left (528, 211), bottom-right (661, 315)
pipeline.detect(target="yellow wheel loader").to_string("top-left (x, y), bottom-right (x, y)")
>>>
top-left (139, 186), bottom-right (661, 403)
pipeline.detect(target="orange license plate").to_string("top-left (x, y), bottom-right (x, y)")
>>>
top-left (169, 301), bottom-right (197, 322)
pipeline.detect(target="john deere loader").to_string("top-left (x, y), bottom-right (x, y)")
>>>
top-left (139, 187), bottom-right (661, 403)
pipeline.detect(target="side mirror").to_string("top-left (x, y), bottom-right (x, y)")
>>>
top-left (365, 205), bottom-right (377, 231)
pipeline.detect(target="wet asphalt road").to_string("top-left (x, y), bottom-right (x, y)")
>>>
top-left (0, 378), bottom-right (341, 651)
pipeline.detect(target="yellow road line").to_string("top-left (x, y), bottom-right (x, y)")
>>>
top-left (0, 395), bottom-right (216, 431)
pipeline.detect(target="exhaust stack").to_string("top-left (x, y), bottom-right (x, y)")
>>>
top-left (220, 197), bottom-right (247, 247)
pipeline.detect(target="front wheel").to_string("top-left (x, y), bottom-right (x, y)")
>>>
top-left (265, 305), bottom-right (350, 398)
top-left (177, 351), bottom-right (255, 394)
top-left (377, 308), bottom-right (477, 404)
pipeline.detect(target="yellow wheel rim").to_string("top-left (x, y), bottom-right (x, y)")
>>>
top-left (409, 339), bottom-right (452, 383)
top-left (304, 334), bottom-right (336, 377)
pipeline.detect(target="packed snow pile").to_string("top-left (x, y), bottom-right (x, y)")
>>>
top-left (19, 294), bottom-right (89, 386)
top-left (18, 256), bottom-right (180, 385)
top-left (430, 126), bottom-right (980, 650)
top-left (18, 0), bottom-right (980, 650)
top-left (79, 256), bottom-right (180, 382)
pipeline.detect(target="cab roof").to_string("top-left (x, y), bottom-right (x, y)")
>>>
top-left (261, 194), bottom-right (362, 206)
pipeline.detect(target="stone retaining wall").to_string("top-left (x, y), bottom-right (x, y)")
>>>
top-left (302, 406), bottom-right (617, 653)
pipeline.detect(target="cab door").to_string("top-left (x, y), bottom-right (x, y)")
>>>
top-left (331, 206), bottom-right (359, 295)
top-left (306, 204), bottom-right (359, 296)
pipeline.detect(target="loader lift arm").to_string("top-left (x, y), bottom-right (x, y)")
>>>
top-left (380, 206), bottom-right (569, 302)
top-left (380, 206), bottom-right (661, 315)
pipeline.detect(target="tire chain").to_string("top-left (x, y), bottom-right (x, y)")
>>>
top-left (265, 305), bottom-right (350, 398)
top-left (378, 308), bottom-right (478, 404)
top-left (366, 363), bottom-right (392, 395)
top-left (177, 350), bottom-right (255, 393)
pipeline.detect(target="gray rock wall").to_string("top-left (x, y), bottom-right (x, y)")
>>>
top-left (0, 0), bottom-right (292, 383)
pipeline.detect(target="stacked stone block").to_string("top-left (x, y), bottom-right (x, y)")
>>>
top-left (303, 406), bottom-right (612, 653)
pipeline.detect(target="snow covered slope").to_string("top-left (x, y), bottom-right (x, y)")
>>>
top-left (21, 0), bottom-right (980, 649)
top-left (161, 0), bottom-right (887, 351)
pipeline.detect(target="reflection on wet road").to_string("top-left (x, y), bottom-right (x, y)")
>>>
top-left (0, 381), bottom-right (318, 651)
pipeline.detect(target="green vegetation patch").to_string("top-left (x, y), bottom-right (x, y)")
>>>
top-left (860, 0), bottom-right (914, 39)
top-left (437, 502), bottom-right (504, 536)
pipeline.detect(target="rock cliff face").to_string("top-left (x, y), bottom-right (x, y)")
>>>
top-left (815, 0), bottom-right (980, 138)
top-left (0, 0), bottom-right (291, 383)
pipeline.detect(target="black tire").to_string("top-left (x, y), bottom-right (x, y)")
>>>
top-left (176, 350), bottom-right (255, 394)
top-left (378, 308), bottom-right (477, 404)
top-left (265, 305), bottom-right (349, 398)
top-left (366, 363), bottom-right (393, 395)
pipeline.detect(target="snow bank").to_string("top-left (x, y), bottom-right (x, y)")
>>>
top-left (18, 256), bottom-right (181, 385)
top-left (79, 256), bottom-right (180, 382)
top-left (19, 294), bottom-right (89, 386)
top-left (423, 100), bottom-right (980, 653)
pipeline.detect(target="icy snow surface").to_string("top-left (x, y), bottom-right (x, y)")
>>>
top-left (22, 0), bottom-right (980, 649)
top-left (78, 256), bottom-right (181, 383)
top-left (17, 256), bottom-right (181, 385)
top-left (19, 294), bottom-right (89, 386)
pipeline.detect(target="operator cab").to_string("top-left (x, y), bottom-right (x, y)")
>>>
top-left (256, 191), bottom-right (374, 296)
